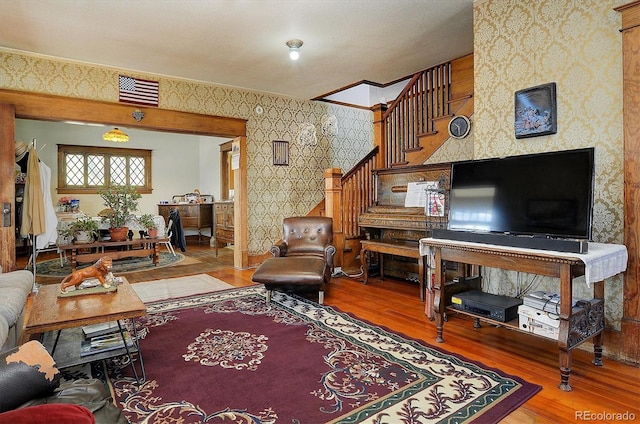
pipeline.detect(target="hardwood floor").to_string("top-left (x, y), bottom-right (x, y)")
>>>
top-left (22, 240), bottom-right (640, 423)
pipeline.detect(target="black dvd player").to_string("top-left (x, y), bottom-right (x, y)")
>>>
top-left (451, 290), bottom-right (522, 322)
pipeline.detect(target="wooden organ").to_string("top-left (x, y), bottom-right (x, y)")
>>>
top-left (357, 163), bottom-right (453, 294)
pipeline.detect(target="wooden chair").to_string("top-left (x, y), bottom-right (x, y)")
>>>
top-left (159, 218), bottom-right (176, 256)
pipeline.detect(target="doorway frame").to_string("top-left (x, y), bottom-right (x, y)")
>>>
top-left (0, 88), bottom-right (249, 271)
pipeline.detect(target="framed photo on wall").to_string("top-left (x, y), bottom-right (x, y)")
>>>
top-left (514, 82), bottom-right (557, 139)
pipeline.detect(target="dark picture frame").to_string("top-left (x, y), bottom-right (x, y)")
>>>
top-left (272, 140), bottom-right (289, 166)
top-left (514, 82), bottom-right (557, 139)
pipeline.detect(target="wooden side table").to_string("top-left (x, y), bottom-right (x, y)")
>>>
top-left (25, 277), bottom-right (147, 383)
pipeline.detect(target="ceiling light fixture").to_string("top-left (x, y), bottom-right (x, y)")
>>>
top-left (286, 39), bottom-right (303, 61)
top-left (103, 127), bottom-right (129, 143)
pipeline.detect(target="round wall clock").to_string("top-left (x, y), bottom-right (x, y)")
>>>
top-left (448, 115), bottom-right (471, 139)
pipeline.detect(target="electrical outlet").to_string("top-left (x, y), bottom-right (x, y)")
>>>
top-left (331, 267), bottom-right (343, 277)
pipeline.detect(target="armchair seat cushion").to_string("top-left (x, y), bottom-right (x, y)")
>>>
top-left (0, 317), bottom-right (9, 359)
top-left (0, 287), bottom-right (30, 326)
top-left (0, 270), bottom-right (33, 325)
top-left (21, 378), bottom-right (128, 423)
top-left (252, 257), bottom-right (326, 287)
top-left (0, 270), bottom-right (33, 352)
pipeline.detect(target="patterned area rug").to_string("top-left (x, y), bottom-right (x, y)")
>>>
top-left (33, 252), bottom-right (185, 277)
top-left (108, 287), bottom-right (540, 423)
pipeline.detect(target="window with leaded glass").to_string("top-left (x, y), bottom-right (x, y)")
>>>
top-left (57, 144), bottom-right (152, 194)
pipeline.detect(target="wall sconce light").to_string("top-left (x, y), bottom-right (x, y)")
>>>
top-left (103, 128), bottom-right (129, 143)
top-left (286, 39), bottom-right (303, 61)
top-left (132, 109), bottom-right (145, 122)
top-left (297, 123), bottom-right (317, 146)
top-left (321, 114), bottom-right (338, 137)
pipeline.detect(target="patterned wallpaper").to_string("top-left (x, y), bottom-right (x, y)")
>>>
top-left (0, 0), bottom-right (628, 330)
top-left (0, 49), bottom-right (373, 255)
top-left (424, 117), bottom-right (475, 164)
top-left (474, 0), bottom-right (625, 329)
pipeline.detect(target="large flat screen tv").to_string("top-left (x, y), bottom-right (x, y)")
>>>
top-left (446, 148), bottom-right (595, 243)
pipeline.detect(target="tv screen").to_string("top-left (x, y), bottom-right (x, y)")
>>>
top-left (448, 148), bottom-right (595, 240)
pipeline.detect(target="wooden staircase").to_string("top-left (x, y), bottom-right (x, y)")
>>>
top-left (322, 54), bottom-right (474, 270)
top-left (408, 93), bottom-right (473, 164)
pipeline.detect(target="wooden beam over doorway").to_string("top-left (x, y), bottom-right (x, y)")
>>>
top-left (0, 89), bottom-right (246, 137)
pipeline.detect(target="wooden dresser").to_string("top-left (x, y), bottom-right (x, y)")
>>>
top-left (157, 203), bottom-right (213, 245)
top-left (213, 201), bottom-right (234, 256)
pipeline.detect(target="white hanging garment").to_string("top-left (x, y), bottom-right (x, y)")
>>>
top-left (36, 160), bottom-right (58, 249)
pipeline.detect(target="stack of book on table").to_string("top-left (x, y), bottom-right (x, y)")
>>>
top-left (517, 291), bottom-right (577, 340)
top-left (80, 321), bottom-right (134, 357)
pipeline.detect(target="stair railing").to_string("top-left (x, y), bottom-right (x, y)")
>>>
top-left (340, 146), bottom-right (379, 240)
top-left (382, 62), bottom-right (451, 167)
top-left (325, 61), bottom-right (455, 268)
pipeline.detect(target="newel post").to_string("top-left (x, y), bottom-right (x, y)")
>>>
top-left (324, 168), bottom-right (344, 267)
top-left (372, 103), bottom-right (388, 169)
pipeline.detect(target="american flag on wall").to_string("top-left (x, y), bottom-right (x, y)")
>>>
top-left (118, 75), bottom-right (159, 106)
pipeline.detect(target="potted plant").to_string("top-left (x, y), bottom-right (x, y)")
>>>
top-left (57, 226), bottom-right (74, 246)
top-left (98, 185), bottom-right (141, 241)
top-left (137, 213), bottom-right (159, 238)
top-left (70, 216), bottom-right (99, 244)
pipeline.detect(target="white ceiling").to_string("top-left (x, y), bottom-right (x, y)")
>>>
top-left (0, 0), bottom-right (474, 106)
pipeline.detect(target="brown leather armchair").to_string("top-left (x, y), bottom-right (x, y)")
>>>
top-left (252, 216), bottom-right (336, 304)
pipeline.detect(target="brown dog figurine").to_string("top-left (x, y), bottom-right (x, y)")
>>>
top-left (59, 257), bottom-right (113, 293)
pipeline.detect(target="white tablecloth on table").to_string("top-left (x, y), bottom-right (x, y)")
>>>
top-left (419, 238), bottom-right (628, 287)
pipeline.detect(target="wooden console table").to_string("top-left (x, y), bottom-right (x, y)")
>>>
top-left (419, 237), bottom-right (628, 391)
top-left (59, 238), bottom-right (168, 271)
top-left (361, 239), bottom-right (425, 301)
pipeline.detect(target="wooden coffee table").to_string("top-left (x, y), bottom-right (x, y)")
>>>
top-left (25, 277), bottom-right (147, 383)
top-left (58, 238), bottom-right (169, 271)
